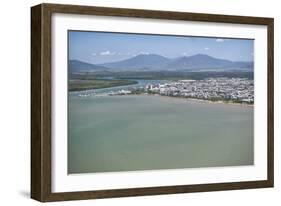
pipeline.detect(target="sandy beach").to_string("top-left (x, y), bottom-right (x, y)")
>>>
top-left (125, 93), bottom-right (254, 108)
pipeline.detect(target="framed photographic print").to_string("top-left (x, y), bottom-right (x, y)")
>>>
top-left (31, 3), bottom-right (274, 202)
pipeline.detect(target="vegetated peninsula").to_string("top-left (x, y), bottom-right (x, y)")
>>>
top-left (68, 79), bottom-right (138, 92)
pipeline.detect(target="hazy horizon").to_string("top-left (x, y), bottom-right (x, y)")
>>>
top-left (68, 31), bottom-right (254, 65)
top-left (69, 52), bottom-right (255, 66)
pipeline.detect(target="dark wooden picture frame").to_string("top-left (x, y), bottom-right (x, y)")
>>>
top-left (31, 3), bottom-right (274, 202)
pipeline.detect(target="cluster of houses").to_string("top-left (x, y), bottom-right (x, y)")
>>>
top-left (82, 77), bottom-right (254, 104)
top-left (142, 78), bottom-right (254, 103)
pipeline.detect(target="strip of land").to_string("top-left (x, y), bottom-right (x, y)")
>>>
top-left (71, 70), bottom-right (254, 81)
top-left (68, 79), bottom-right (138, 91)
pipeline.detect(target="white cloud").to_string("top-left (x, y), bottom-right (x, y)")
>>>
top-left (131, 52), bottom-right (151, 56)
top-left (91, 53), bottom-right (97, 56)
top-left (204, 47), bottom-right (210, 51)
top-left (216, 38), bottom-right (225, 42)
top-left (117, 52), bottom-right (131, 56)
top-left (139, 52), bottom-right (150, 55)
top-left (100, 51), bottom-right (116, 56)
top-left (181, 52), bottom-right (188, 56)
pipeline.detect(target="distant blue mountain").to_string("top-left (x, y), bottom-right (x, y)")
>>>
top-left (165, 54), bottom-right (253, 71)
top-left (101, 54), bottom-right (253, 71)
top-left (70, 54), bottom-right (253, 72)
top-left (69, 60), bottom-right (109, 72)
top-left (101, 54), bottom-right (171, 70)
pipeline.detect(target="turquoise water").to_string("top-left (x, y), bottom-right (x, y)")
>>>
top-left (68, 94), bottom-right (254, 174)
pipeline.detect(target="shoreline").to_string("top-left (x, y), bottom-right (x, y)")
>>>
top-left (126, 93), bottom-right (254, 107)
top-left (71, 90), bottom-right (253, 107)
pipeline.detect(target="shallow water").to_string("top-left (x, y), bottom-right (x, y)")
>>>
top-left (68, 95), bottom-right (254, 174)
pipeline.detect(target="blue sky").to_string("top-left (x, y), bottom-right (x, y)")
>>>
top-left (69, 31), bottom-right (254, 64)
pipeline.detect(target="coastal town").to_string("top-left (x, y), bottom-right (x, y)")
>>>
top-left (142, 78), bottom-right (254, 104)
top-left (82, 77), bottom-right (254, 104)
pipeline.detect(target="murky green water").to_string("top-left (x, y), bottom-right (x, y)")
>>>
top-left (68, 95), bottom-right (254, 174)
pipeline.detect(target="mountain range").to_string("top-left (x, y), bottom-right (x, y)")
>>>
top-left (69, 54), bottom-right (253, 72)
top-left (69, 60), bottom-right (108, 72)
